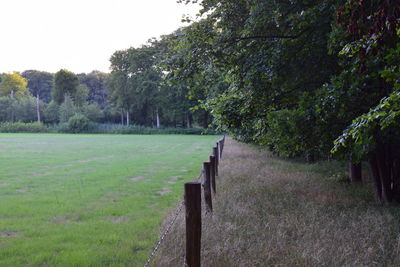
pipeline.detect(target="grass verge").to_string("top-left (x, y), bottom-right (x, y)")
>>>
top-left (153, 138), bottom-right (400, 266)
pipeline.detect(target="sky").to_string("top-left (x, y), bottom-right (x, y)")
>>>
top-left (0, 0), bottom-right (199, 74)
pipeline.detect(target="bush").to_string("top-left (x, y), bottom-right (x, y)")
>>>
top-left (68, 114), bottom-right (90, 133)
top-left (44, 101), bottom-right (60, 124)
top-left (81, 123), bottom-right (220, 135)
top-left (0, 122), bottom-right (49, 133)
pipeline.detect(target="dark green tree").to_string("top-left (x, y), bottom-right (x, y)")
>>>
top-left (53, 69), bottom-right (79, 104)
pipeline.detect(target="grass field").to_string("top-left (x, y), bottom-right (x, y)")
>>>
top-left (0, 133), bottom-right (219, 266)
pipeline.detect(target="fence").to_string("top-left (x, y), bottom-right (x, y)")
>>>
top-left (144, 135), bottom-right (226, 267)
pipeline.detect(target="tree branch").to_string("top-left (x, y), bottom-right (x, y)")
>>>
top-left (226, 27), bottom-right (311, 44)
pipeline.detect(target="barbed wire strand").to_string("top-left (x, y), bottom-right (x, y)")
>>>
top-left (143, 170), bottom-right (204, 267)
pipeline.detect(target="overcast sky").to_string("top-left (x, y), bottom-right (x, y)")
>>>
top-left (0, 0), bottom-right (199, 74)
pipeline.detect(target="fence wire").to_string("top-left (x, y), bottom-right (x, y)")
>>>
top-left (143, 170), bottom-right (204, 267)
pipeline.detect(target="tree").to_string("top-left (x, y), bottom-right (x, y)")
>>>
top-left (0, 96), bottom-right (14, 122)
top-left (77, 71), bottom-right (110, 107)
top-left (0, 72), bottom-right (29, 99)
top-left (21, 70), bottom-right (53, 123)
top-left (59, 95), bottom-right (77, 123)
top-left (109, 44), bottom-right (165, 126)
top-left (331, 0), bottom-right (400, 202)
top-left (169, 0), bottom-right (338, 158)
top-left (74, 84), bottom-right (89, 107)
top-left (22, 70), bottom-right (53, 103)
top-left (43, 101), bottom-right (60, 124)
top-left (53, 69), bottom-right (79, 104)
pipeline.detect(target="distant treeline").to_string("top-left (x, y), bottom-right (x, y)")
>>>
top-left (0, 67), bottom-right (210, 129)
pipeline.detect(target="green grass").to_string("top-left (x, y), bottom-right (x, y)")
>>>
top-left (0, 133), bottom-right (219, 266)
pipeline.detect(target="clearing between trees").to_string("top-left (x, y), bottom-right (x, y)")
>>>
top-left (154, 138), bottom-right (400, 266)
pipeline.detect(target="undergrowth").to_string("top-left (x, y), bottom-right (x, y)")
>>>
top-left (0, 122), bottom-right (218, 135)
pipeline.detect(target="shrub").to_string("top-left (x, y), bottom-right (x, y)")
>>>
top-left (68, 114), bottom-right (90, 133)
top-left (0, 122), bottom-right (49, 133)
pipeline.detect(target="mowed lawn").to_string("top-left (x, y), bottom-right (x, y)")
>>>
top-left (0, 134), bottom-right (219, 266)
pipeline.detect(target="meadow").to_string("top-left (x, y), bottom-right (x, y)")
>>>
top-left (0, 134), bottom-right (219, 266)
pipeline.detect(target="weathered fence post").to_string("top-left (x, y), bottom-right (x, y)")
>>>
top-left (209, 155), bottom-right (216, 194)
top-left (185, 182), bottom-right (201, 267)
top-left (203, 162), bottom-right (212, 213)
top-left (220, 136), bottom-right (225, 156)
top-left (213, 147), bottom-right (219, 176)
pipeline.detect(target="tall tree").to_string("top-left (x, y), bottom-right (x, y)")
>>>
top-left (53, 69), bottom-right (79, 104)
top-left (0, 72), bottom-right (29, 99)
top-left (22, 70), bottom-right (53, 103)
top-left (22, 70), bottom-right (53, 123)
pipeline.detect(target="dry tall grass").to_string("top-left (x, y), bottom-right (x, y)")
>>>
top-left (152, 138), bottom-right (400, 266)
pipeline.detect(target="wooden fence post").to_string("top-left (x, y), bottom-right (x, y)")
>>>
top-left (213, 147), bottom-right (219, 176)
top-left (209, 155), bottom-right (216, 194)
top-left (203, 162), bottom-right (212, 213)
top-left (221, 136), bottom-right (225, 156)
top-left (185, 182), bottom-right (201, 267)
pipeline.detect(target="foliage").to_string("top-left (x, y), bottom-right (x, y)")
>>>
top-left (67, 114), bottom-right (90, 133)
top-left (0, 96), bottom-right (15, 122)
top-left (0, 122), bottom-right (49, 133)
top-left (43, 101), bottom-right (60, 124)
top-left (53, 69), bottom-right (79, 104)
top-left (22, 70), bottom-right (53, 103)
top-left (333, 92), bottom-right (400, 160)
top-left (77, 71), bottom-right (109, 107)
top-left (13, 96), bottom-right (42, 123)
top-left (74, 84), bottom-right (89, 107)
top-left (82, 103), bottom-right (103, 122)
top-left (0, 72), bottom-right (29, 99)
top-left (58, 95), bottom-right (76, 123)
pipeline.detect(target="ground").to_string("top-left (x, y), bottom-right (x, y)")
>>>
top-left (154, 138), bottom-right (400, 266)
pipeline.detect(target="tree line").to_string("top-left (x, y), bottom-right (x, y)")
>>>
top-left (161, 0), bottom-right (400, 204)
top-left (0, 65), bottom-right (209, 128)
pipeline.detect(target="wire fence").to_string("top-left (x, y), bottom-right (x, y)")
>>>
top-left (143, 135), bottom-right (225, 267)
top-left (143, 170), bottom-right (204, 267)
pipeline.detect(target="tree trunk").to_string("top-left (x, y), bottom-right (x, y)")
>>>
top-left (156, 109), bottom-right (160, 128)
top-left (392, 159), bottom-right (400, 202)
top-left (120, 108), bottom-right (124, 125)
top-left (305, 152), bottom-right (315, 163)
top-left (348, 162), bottom-right (362, 183)
top-left (369, 153), bottom-right (383, 203)
top-left (36, 93), bottom-right (41, 123)
top-left (187, 113), bottom-right (193, 128)
top-left (376, 146), bottom-right (393, 204)
top-left (11, 90), bottom-right (15, 122)
top-left (203, 111), bottom-right (209, 129)
top-left (126, 111), bottom-right (130, 126)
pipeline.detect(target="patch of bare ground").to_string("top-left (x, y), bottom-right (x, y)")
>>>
top-left (130, 176), bottom-right (146, 182)
top-left (78, 155), bottom-right (114, 163)
top-left (110, 216), bottom-right (130, 223)
top-left (158, 189), bottom-right (172, 195)
top-left (0, 231), bottom-right (20, 238)
top-left (153, 137), bottom-right (400, 266)
top-left (52, 216), bottom-right (71, 224)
